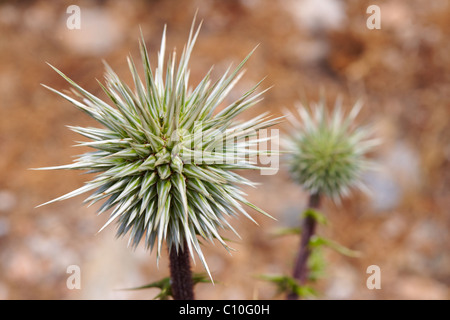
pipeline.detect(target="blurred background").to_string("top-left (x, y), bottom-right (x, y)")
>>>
top-left (0, 0), bottom-right (448, 299)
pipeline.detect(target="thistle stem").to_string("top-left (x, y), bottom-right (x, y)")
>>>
top-left (287, 193), bottom-right (321, 300)
top-left (169, 241), bottom-right (195, 300)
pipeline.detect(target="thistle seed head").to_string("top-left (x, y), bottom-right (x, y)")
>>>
top-left (284, 97), bottom-right (379, 200)
top-left (36, 20), bottom-right (279, 277)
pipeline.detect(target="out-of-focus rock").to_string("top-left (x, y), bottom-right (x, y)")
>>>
top-left (285, 0), bottom-right (346, 32)
top-left (56, 8), bottom-right (125, 56)
top-left (393, 276), bottom-right (449, 300)
top-left (0, 190), bottom-right (17, 212)
top-left (325, 263), bottom-right (359, 299)
top-left (364, 140), bottom-right (421, 212)
top-left (0, 217), bottom-right (9, 237)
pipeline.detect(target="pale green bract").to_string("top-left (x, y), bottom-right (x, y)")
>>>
top-left (36, 20), bottom-right (279, 278)
top-left (284, 97), bottom-right (379, 200)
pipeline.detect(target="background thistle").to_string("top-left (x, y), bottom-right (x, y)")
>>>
top-left (283, 96), bottom-right (378, 299)
top-left (36, 19), bottom-right (278, 299)
top-left (284, 97), bottom-right (379, 200)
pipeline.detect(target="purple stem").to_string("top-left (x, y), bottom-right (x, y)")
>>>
top-left (287, 193), bottom-right (321, 300)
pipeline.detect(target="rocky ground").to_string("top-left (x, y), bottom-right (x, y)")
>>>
top-left (0, 0), bottom-right (448, 299)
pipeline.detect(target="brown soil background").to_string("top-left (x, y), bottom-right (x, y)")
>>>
top-left (0, 0), bottom-right (448, 299)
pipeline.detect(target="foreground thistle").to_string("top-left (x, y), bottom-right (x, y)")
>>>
top-left (36, 20), bottom-right (278, 299)
top-left (283, 96), bottom-right (378, 299)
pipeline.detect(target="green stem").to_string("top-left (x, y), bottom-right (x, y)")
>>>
top-left (287, 193), bottom-right (321, 300)
top-left (169, 241), bottom-right (195, 300)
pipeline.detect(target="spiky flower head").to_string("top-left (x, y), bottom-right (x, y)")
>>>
top-left (37, 20), bottom-right (278, 277)
top-left (284, 97), bottom-right (378, 200)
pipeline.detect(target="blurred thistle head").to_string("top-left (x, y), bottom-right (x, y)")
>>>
top-left (284, 96), bottom-right (379, 200)
top-left (36, 19), bottom-right (279, 277)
